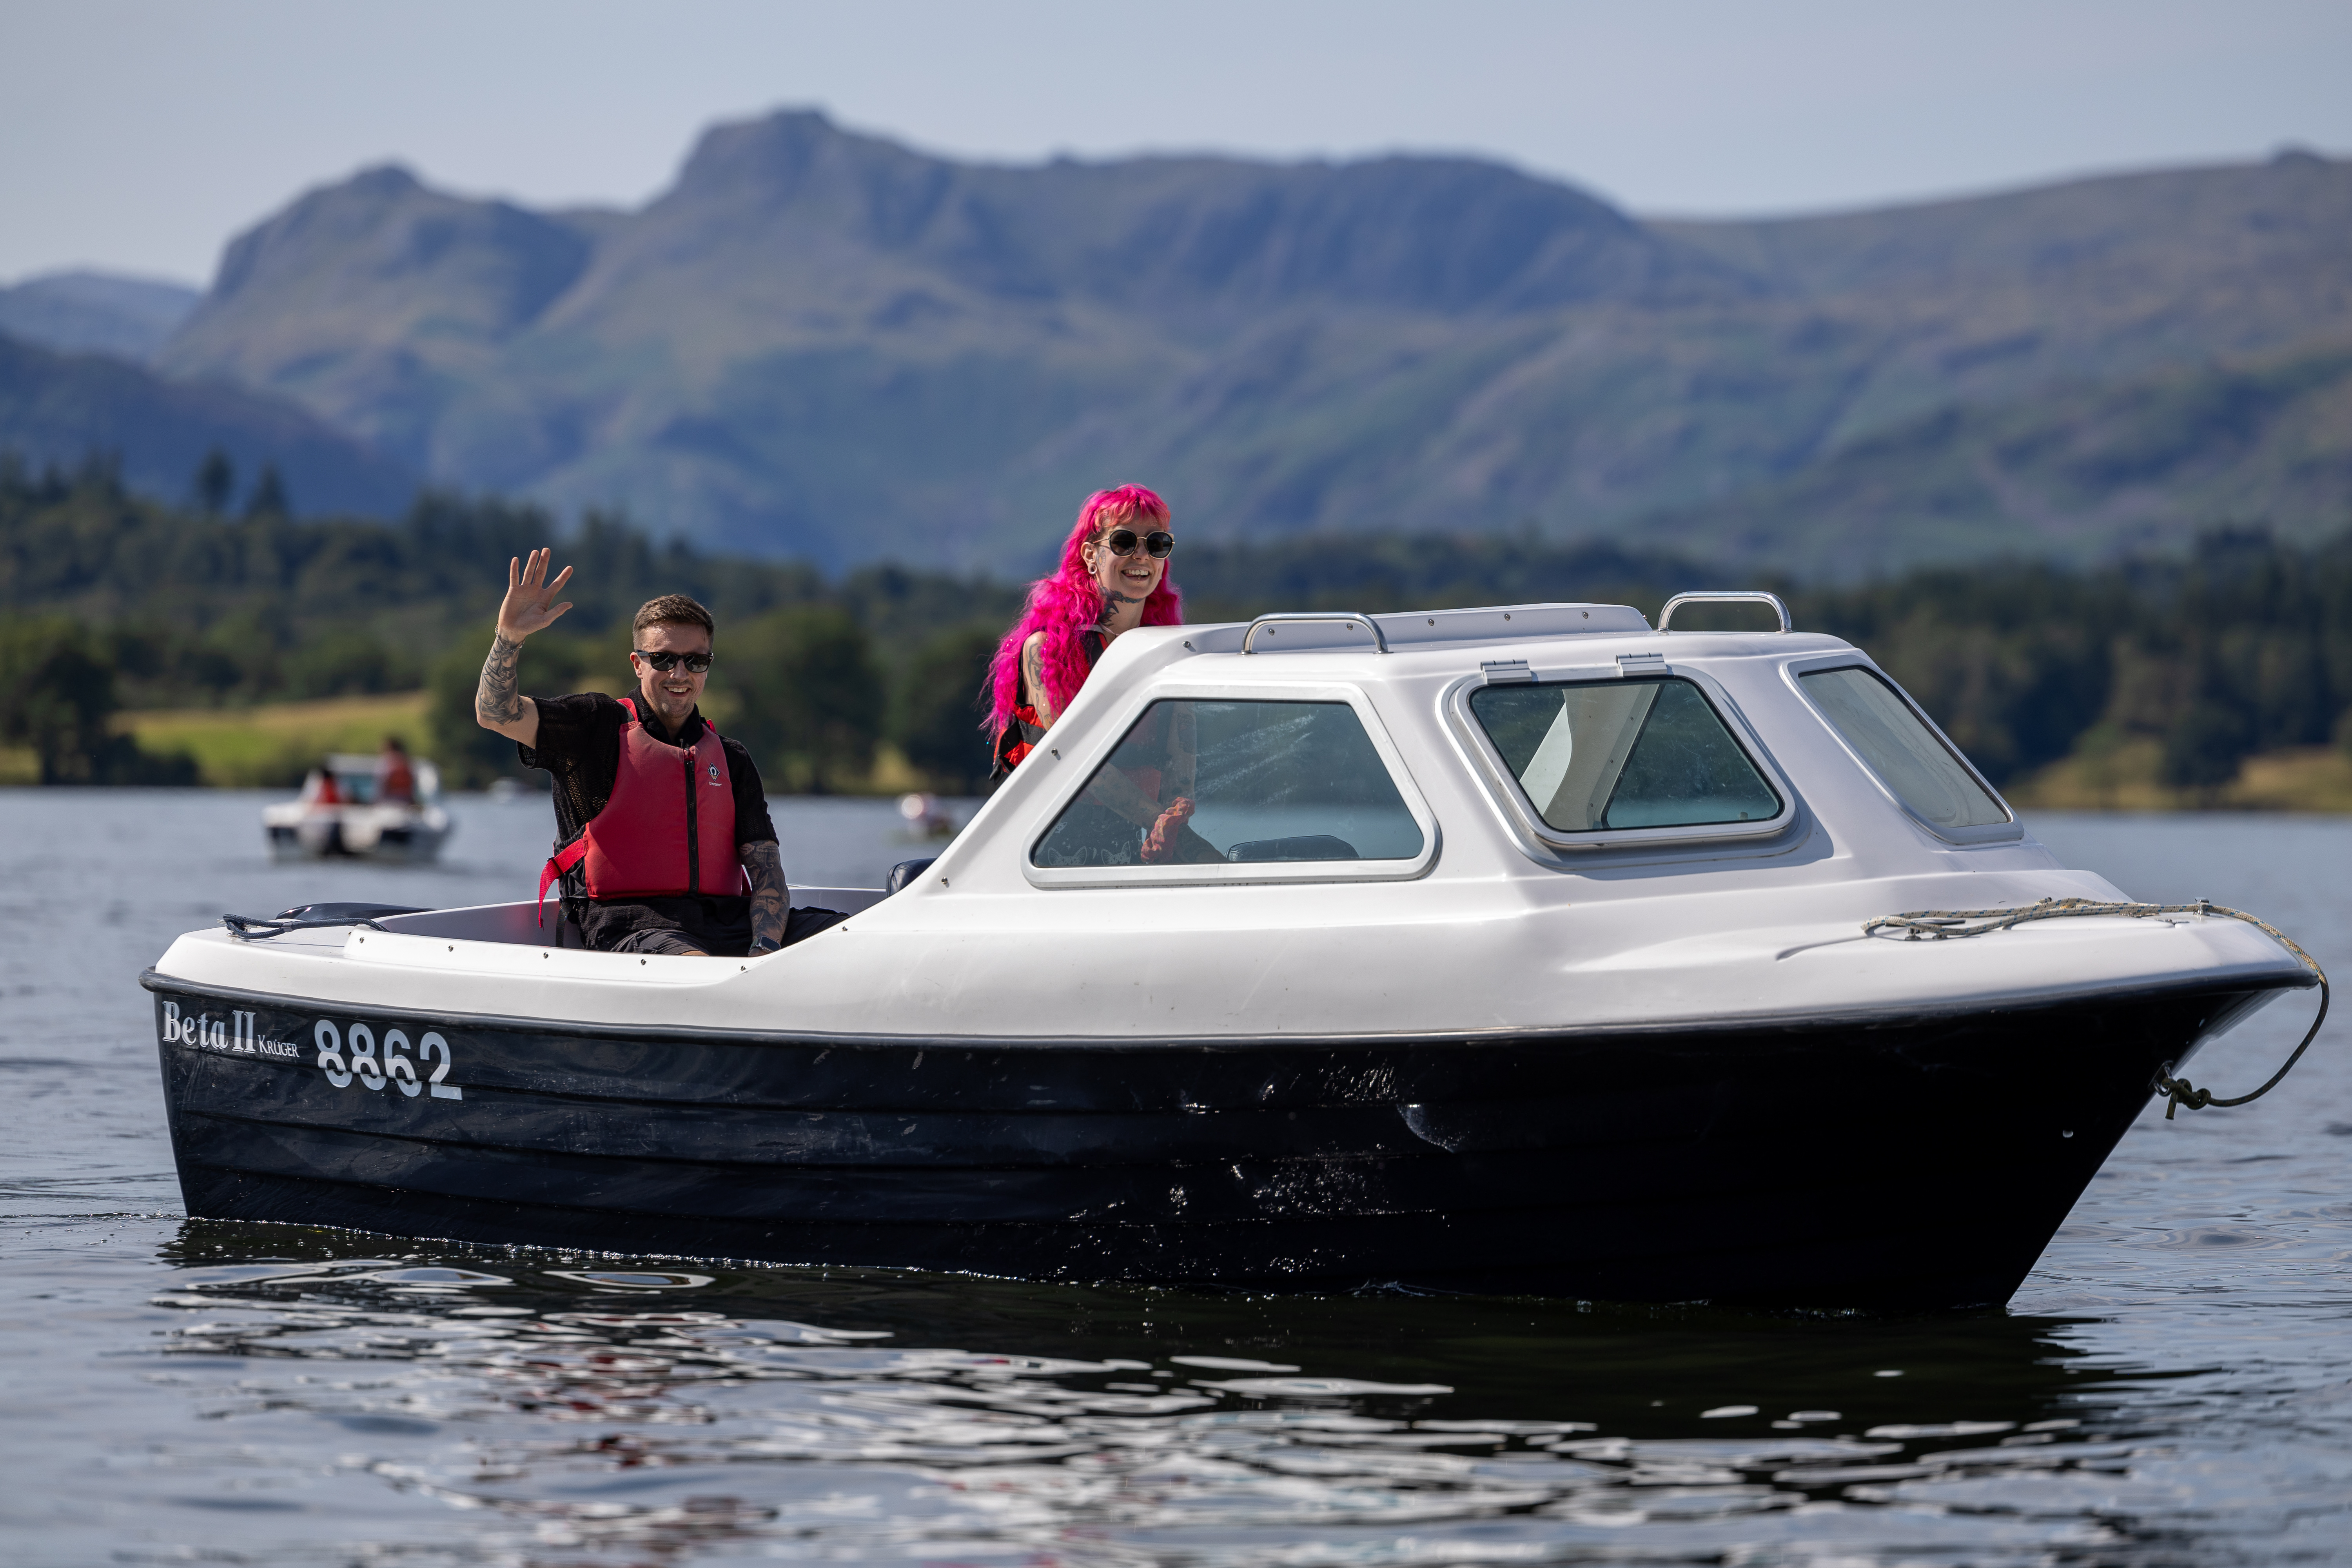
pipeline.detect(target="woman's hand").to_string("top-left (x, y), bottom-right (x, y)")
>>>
top-left (1140, 797), bottom-right (1196, 864)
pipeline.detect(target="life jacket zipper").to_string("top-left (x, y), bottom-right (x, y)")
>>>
top-left (682, 750), bottom-right (700, 894)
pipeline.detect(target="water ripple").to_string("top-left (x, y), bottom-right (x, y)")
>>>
top-left (63, 1229), bottom-right (2321, 1565)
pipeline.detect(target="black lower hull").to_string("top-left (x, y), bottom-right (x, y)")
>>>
top-left (145, 978), bottom-right (2285, 1307)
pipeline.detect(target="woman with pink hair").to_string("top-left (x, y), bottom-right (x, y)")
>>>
top-left (988, 484), bottom-right (1213, 864)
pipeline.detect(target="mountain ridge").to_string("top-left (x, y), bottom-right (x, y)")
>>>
top-left (0, 330), bottom-right (418, 517)
top-left (0, 270), bottom-right (200, 361)
top-left (83, 113), bottom-right (2352, 573)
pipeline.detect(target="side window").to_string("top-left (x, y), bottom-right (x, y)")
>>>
top-left (1798, 667), bottom-right (2009, 830)
top-left (1031, 700), bottom-right (1425, 868)
top-left (1469, 677), bottom-right (1780, 833)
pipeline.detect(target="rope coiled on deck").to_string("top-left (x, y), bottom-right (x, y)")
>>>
top-left (1862, 897), bottom-right (2328, 1118)
top-left (221, 913), bottom-right (387, 940)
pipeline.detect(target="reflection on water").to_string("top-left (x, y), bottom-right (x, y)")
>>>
top-left (138, 1223), bottom-right (2187, 1566)
top-left (2, 795), bottom-right (2350, 1563)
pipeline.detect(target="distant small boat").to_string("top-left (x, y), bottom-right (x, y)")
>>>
top-left (263, 753), bottom-right (452, 864)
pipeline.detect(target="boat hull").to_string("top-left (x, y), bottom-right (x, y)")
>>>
top-left (143, 976), bottom-right (2288, 1308)
top-left (264, 821), bottom-right (451, 863)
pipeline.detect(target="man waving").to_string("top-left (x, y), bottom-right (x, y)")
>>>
top-left (475, 548), bottom-right (792, 958)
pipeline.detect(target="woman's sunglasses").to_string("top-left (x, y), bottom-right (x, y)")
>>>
top-left (635, 650), bottom-right (713, 673)
top-left (1103, 528), bottom-right (1175, 559)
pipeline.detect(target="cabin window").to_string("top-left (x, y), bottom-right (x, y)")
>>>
top-left (1468, 676), bottom-right (1781, 833)
top-left (1798, 667), bottom-right (2010, 829)
top-left (1031, 700), bottom-right (1425, 868)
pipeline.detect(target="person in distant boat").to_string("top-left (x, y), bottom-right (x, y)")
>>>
top-left (305, 760), bottom-right (342, 806)
top-left (473, 551), bottom-right (806, 958)
top-left (375, 735), bottom-right (416, 804)
top-left (987, 484), bottom-right (1217, 864)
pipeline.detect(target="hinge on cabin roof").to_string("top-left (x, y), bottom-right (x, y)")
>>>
top-left (1616, 652), bottom-right (1667, 674)
top-left (1479, 659), bottom-right (1532, 682)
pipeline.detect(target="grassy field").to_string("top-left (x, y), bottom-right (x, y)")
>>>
top-left (1996, 739), bottom-right (2352, 813)
top-left (116, 691), bottom-right (433, 789)
top-left (99, 690), bottom-right (933, 795)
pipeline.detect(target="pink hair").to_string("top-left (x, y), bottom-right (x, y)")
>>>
top-left (987, 484), bottom-right (1181, 740)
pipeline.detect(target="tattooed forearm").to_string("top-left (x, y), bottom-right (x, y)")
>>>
top-left (475, 634), bottom-right (525, 730)
top-left (1021, 635), bottom-right (1058, 728)
top-left (743, 842), bottom-right (787, 953)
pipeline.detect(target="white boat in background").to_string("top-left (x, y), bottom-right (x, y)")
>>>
top-left (263, 753), bottom-right (452, 863)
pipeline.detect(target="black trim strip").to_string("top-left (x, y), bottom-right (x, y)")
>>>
top-left (138, 965), bottom-right (2310, 1054)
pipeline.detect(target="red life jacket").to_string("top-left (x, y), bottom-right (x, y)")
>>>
top-left (537, 697), bottom-right (743, 924)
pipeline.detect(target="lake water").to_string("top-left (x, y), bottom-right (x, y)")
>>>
top-left (2, 791), bottom-right (2347, 1566)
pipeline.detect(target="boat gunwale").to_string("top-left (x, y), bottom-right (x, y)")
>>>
top-left (138, 964), bottom-right (2312, 1053)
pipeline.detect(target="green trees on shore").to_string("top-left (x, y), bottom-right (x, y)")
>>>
top-left (1174, 526), bottom-right (2352, 793)
top-left (6, 450), bottom-right (2350, 798)
top-left (2, 455), bottom-right (1016, 789)
top-left (0, 616), bottom-right (197, 784)
top-left (1797, 532), bottom-right (2352, 791)
top-left (421, 609), bottom-right (1007, 795)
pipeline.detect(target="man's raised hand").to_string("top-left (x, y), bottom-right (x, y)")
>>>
top-left (478, 548), bottom-right (568, 742)
top-left (498, 548), bottom-right (575, 642)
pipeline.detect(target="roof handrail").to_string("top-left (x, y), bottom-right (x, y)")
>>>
top-left (1657, 592), bottom-right (1793, 633)
top-left (1241, 613), bottom-right (1390, 654)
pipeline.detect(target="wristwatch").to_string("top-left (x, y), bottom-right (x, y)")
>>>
top-left (748, 939), bottom-right (781, 958)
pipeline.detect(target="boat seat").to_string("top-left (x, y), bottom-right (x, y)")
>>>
top-left (887, 858), bottom-right (937, 893)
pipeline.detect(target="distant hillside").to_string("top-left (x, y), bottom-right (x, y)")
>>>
top-left (142, 115), bottom-right (2352, 574)
top-left (0, 270), bottom-right (199, 361)
top-left (0, 332), bottom-right (417, 517)
top-left (1647, 339), bottom-right (2352, 573)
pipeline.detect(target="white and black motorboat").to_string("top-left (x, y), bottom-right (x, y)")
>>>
top-left (149, 599), bottom-right (2320, 1307)
top-left (263, 753), bottom-right (452, 863)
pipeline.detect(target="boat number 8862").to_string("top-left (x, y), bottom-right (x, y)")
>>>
top-left (314, 1020), bottom-right (464, 1099)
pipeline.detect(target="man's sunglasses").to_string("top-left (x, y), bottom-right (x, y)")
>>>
top-left (1103, 528), bottom-right (1175, 559)
top-left (634, 650), bottom-right (713, 673)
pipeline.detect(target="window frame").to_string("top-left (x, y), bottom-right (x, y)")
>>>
top-left (1781, 654), bottom-right (2022, 846)
top-left (1445, 664), bottom-right (1800, 852)
top-left (1020, 679), bottom-right (1443, 889)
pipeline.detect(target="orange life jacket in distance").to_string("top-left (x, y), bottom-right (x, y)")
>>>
top-left (538, 697), bottom-right (743, 924)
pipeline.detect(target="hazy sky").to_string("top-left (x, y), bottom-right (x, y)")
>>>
top-left (4, 0), bottom-right (2347, 287)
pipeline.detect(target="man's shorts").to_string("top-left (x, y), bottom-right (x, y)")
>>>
top-left (605, 906), bottom-right (848, 958)
top-left (606, 926), bottom-right (721, 957)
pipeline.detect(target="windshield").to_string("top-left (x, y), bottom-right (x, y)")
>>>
top-left (1798, 666), bottom-right (2009, 830)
